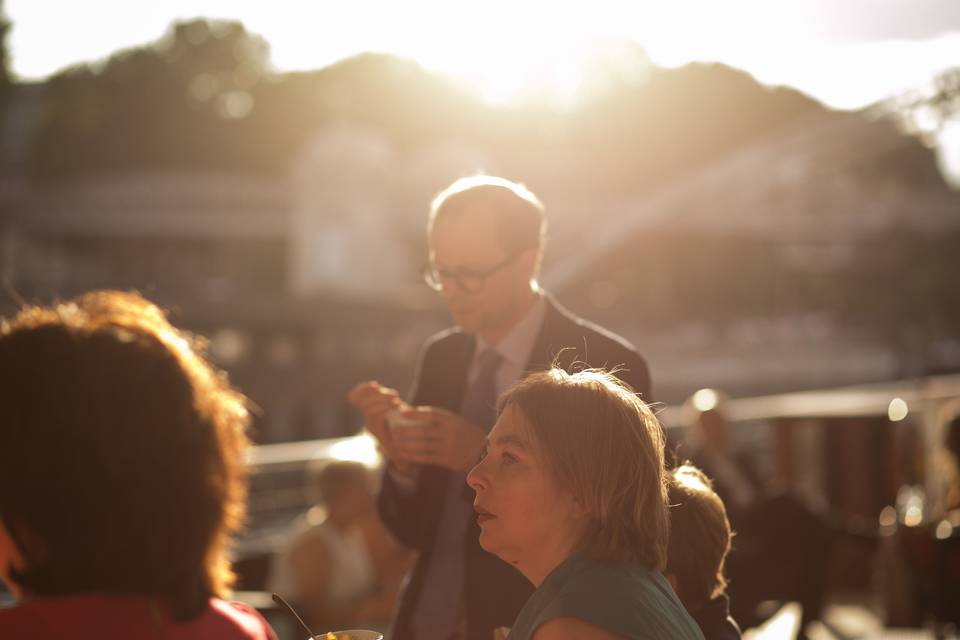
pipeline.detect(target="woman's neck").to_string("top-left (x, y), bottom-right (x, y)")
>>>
top-left (516, 534), bottom-right (580, 588)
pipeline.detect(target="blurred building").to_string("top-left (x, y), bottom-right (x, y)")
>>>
top-left (0, 131), bottom-right (448, 442)
top-left (1, 85), bottom-right (959, 438)
top-left (545, 110), bottom-right (960, 403)
top-left (0, 96), bottom-right (496, 442)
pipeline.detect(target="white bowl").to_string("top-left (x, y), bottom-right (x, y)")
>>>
top-left (386, 408), bottom-right (428, 432)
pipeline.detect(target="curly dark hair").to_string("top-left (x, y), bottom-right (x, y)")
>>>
top-left (0, 291), bottom-right (252, 620)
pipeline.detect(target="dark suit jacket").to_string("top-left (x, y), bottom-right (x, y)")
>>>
top-left (379, 295), bottom-right (651, 640)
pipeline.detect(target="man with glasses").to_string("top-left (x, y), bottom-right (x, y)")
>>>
top-left (349, 175), bottom-right (650, 640)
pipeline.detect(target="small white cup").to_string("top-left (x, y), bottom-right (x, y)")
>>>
top-left (385, 407), bottom-right (428, 433)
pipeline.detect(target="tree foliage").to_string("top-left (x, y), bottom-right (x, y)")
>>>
top-left (0, 1), bottom-right (11, 103)
top-left (27, 17), bottom-right (821, 188)
top-left (28, 19), bottom-right (274, 178)
top-left (889, 66), bottom-right (960, 143)
top-left (566, 62), bottom-right (820, 194)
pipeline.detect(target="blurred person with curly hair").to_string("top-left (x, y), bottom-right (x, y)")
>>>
top-left (0, 291), bottom-right (276, 639)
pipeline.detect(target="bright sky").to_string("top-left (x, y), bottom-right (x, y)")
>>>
top-left (6, 0), bottom-right (960, 178)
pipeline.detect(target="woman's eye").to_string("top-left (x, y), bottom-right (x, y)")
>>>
top-left (501, 451), bottom-right (518, 465)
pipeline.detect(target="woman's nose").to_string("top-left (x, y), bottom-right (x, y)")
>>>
top-left (466, 459), bottom-right (486, 492)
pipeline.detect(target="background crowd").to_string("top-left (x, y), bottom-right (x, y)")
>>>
top-left (2, 176), bottom-right (959, 640)
top-left (1, 2), bottom-right (960, 639)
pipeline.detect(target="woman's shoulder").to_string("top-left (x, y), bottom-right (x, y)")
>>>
top-left (552, 555), bottom-right (663, 599)
top-left (0, 596), bottom-right (278, 640)
top-left (533, 616), bottom-right (625, 640)
top-left (0, 594), bottom-right (150, 639)
top-left (0, 600), bottom-right (46, 636)
top-left (206, 599), bottom-right (278, 640)
top-left (544, 556), bottom-right (703, 640)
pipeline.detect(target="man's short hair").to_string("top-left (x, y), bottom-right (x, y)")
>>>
top-left (0, 290), bottom-right (251, 620)
top-left (498, 368), bottom-right (669, 570)
top-left (666, 464), bottom-right (733, 611)
top-left (428, 175), bottom-right (547, 257)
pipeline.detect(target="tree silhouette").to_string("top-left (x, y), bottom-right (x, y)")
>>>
top-left (27, 17), bottom-right (827, 190)
top-left (568, 62), bottom-right (820, 195)
top-left (0, 1), bottom-right (11, 106)
top-left (889, 66), bottom-right (960, 143)
top-left (28, 19), bottom-right (274, 178)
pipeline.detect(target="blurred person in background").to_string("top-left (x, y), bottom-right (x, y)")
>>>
top-left (940, 413), bottom-right (960, 515)
top-left (349, 175), bottom-right (651, 640)
top-left (934, 412), bottom-right (960, 630)
top-left (0, 291), bottom-right (276, 639)
top-left (666, 464), bottom-right (741, 640)
top-left (268, 460), bottom-right (413, 633)
top-left (879, 411), bottom-right (960, 630)
top-left (680, 389), bottom-right (836, 639)
top-left (680, 389), bottom-right (763, 520)
top-left (466, 368), bottom-right (702, 640)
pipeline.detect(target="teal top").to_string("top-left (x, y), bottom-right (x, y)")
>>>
top-left (506, 554), bottom-right (705, 640)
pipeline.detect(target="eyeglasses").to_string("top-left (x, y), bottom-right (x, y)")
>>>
top-left (423, 249), bottom-right (527, 294)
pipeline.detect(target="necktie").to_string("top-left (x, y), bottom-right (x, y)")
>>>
top-left (412, 348), bottom-right (503, 640)
top-left (460, 348), bottom-right (505, 432)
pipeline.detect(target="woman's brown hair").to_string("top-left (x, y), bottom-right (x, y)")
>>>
top-left (498, 367), bottom-right (669, 570)
top-left (666, 464), bottom-right (733, 611)
top-left (0, 291), bottom-right (251, 620)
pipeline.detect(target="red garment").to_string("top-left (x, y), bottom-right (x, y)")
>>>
top-left (0, 594), bottom-right (278, 639)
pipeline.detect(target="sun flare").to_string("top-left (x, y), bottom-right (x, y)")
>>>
top-left (9, 0), bottom-right (960, 115)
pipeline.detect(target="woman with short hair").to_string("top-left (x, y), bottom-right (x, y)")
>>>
top-left (0, 291), bottom-right (275, 639)
top-left (467, 368), bottom-right (703, 640)
top-left (666, 464), bottom-right (741, 640)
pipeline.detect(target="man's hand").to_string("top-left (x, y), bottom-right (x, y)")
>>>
top-left (391, 406), bottom-right (487, 472)
top-left (347, 381), bottom-right (418, 476)
top-left (348, 380), bottom-right (401, 438)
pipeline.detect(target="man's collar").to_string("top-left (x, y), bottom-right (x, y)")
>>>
top-left (476, 294), bottom-right (547, 367)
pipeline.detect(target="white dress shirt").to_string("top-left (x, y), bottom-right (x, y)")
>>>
top-left (471, 293), bottom-right (547, 399)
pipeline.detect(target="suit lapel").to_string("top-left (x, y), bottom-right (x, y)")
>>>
top-left (523, 294), bottom-right (577, 375)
